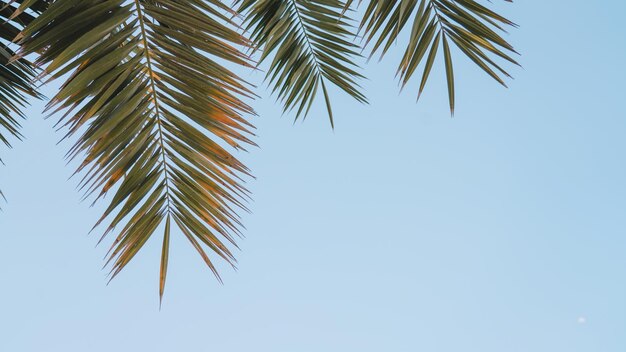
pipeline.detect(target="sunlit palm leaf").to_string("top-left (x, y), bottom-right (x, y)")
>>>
top-left (16, 0), bottom-right (255, 302)
top-left (359, 0), bottom-right (519, 113)
top-left (0, 0), bottom-right (46, 200)
top-left (238, 0), bottom-right (367, 127)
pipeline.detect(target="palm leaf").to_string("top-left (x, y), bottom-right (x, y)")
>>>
top-left (359, 0), bottom-right (519, 112)
top-left (16, 0), bottom-right (256, 303)
top-left (238, 0), bottom-right (367, 127)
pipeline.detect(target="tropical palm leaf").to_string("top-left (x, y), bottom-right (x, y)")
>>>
top-left (0, 0), bottom-right (46, 200)
top-left (358, 0), bottom-right (519, 113)
top-left (16, 0), bottom-right (256, 302)
top-left (238, 0), bottom-right (367, 127)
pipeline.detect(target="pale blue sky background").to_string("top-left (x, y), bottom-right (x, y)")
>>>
top-left (1, 1), bottom-right (625, 351)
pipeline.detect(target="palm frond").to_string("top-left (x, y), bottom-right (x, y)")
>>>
top-left (16, 0), bottom-right (256, 303)
top-left (0, 0), bottom-right (46, 199)
top-left (359, 0), bottom-right (519, 113)
top-left (238, 0), bottom-right (367, 127)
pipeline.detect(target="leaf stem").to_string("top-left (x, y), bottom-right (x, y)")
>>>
top-left (133, 0), bottom-right (173, 212)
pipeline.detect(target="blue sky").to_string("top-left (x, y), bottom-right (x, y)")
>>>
top-left (1, 1), bottom-right (625, 351)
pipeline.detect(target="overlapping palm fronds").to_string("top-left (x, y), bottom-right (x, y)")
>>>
top-left (238, 0), bottom-right (367, 127)
top-left (0, 0), bottom-right (47, 200)
top-left (15, 0), bottom-right (256, 302)
top-left (359, 0), bottom-right (519, 113)
top-left (5, 0), bottom-right (518, 300)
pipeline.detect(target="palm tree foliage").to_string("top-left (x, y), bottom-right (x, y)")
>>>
top-left (237, 0), bottom-right (367, 127)
top-left (1, 0), bottom-right (517, 301)
top-left (358, 0), bottom-right (519, 113)
top-left (16, 0), bottom-right (256, 302)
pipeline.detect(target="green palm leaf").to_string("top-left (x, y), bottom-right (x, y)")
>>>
top-left (0, 0), bottom-right (46, 200)
top-left (359, 0), bottom-right (519, 113)
top-left (238, 0), bottom-right (367, 127)
top-left (16, 0), bottom-right (256, 302)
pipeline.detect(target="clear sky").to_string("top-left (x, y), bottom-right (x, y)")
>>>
top-left (1, 1), bottom-right (625, 351)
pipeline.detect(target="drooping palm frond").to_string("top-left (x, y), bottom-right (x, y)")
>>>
top-left (16, 0), bottom-right (256, 302)
top-left (359, 0), bottom-right (519, 113)
top-left (238, 0), bottom-right (367, 127)
top-left (0, 0), bottom-right (46, 199)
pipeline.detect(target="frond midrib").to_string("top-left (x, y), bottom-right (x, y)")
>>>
top-left (132, 0), bottom-right (173, 213)
top-left (286, 0), bottom-right (323, 80)
top-left (284, 0), bottom-right (336, 125)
